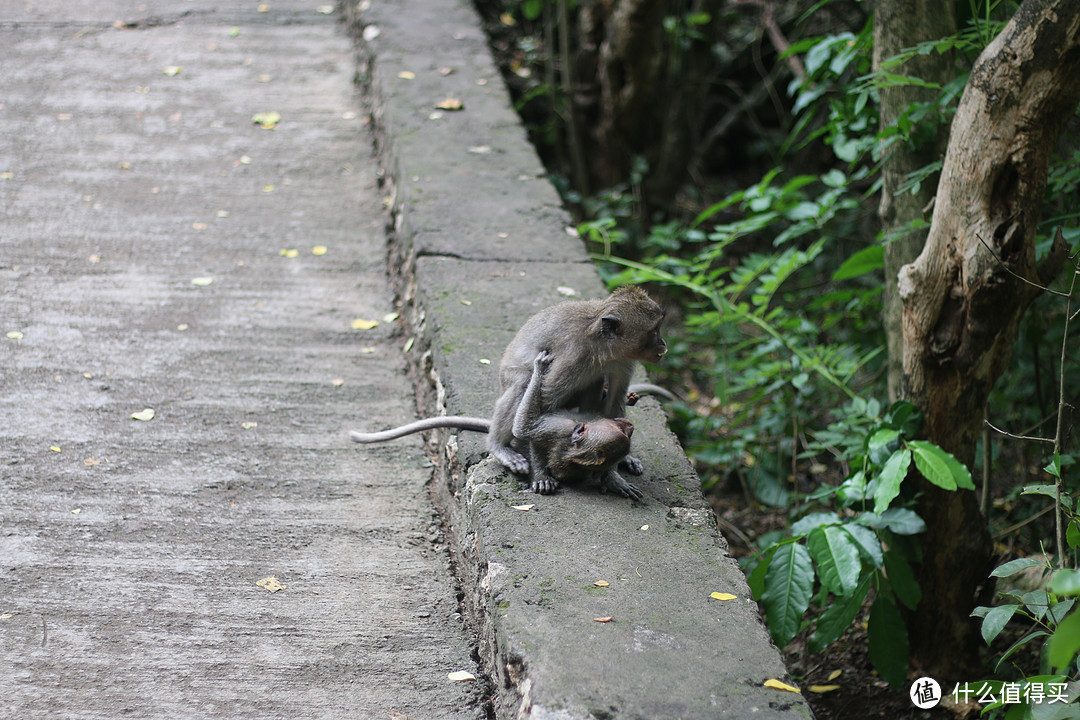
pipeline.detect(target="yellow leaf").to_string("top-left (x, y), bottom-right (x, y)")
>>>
top-left (0, 613), bottom-right (13, 619)
top-left (809, 685), bottom-right (841, 693)
top-left (447, 670), bottom-right (475, 682)
top-left (70, 508), bottom-right (81, 514)
top-left (827, 669), bottom-right (842, 681)
top-left (241, 422), bottom-right (258, 430)
top-left (397, 71), bottom-right (416, 80)
top-left (764, 679), bottom-right (801, 693)
top-left (382, 312), bottom-right (399, 323)
top-left (6, 330), bottom-right (24, 339)
top-left (710, 592), bottom-right (737, 601)
top-left (251, 111), bottom-right (280, 129)
top-left (163, 66), bottom-right (181, 76)
top-left (190, 276), bottom-right (213, 286)
top-left (279, 248), bottom-right (299, 258)
top-left (49, 446), bottom-right (62, 453)
top-left (593, 616), bottom-right (613, 623)
top-left (177, 323), bottom-right (190, 331)
top-left (593, 580), bottom-right (610, 588)
top-left (435, 98), bottom-right (464, 111)
top-left (1, 171), bottom-right (14, 179)
top-left (262, 185), bottom-right (275, 193)
top-left (499, 12), bottom-right (515, 25)
top-left (256, 576), bottom-right (286, 592)
top-left (311, 245), bottom-right (328, 255)
top-left (131, 408), bottom-right (155, 421)
top-left (479, 358), bottom-right (491, 365)
top-left (351, 318), bottom-right (379, 330)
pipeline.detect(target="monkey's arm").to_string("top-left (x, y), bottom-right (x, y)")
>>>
top-left (350, 416), bottom-right (489, 443)
top-left (511, 349), bottom-right (553, 440)
top-left (599, 468), bottom-right (644, 501)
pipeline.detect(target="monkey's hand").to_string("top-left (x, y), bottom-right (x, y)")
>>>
top-left (533, 349), bottom-right (554, 374)
top-left (599, 470), bottom-right (644, 501)
top-left (625, 391), bottom-right (640, 406)
top-left (491, 445), bottom-right (531, 475)
top-left (531, 471), bottom-right (561, 495)
top-left (620, 454), bottom-right (644, 476)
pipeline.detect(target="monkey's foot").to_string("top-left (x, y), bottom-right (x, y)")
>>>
top-left (620, 454), bottom-right (644, 476)
top-left (531, 477), bottom-right (561, 495)
top-left (492, 446), bottom-right (531, 475)
top-left (600, 471), bottom-right (644, 501)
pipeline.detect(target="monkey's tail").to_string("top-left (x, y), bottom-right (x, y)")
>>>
top-left (627, 383), bottom-right (678, 402)
top-left (349, 416), bottom-right (491, 443)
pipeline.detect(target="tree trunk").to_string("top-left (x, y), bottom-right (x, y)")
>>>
top-left (898, 0), bottom-right (1079, 677)
top-left (874, 0), bottom-right (956, 403)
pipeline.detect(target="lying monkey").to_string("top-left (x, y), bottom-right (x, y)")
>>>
top-left (488, 286), bottom-right (667, 478)
top-left (350, 351), bottom-right (645, 499)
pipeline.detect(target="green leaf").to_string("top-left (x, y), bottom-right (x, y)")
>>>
top-left (990, 558), bottom-right (1046, 578)
top-left (874, 449), bottom-right (911, 513)
top-left (809, 575), bottom-right (870, 653)
top-left (746, 544), bottom-right (779, 600)
top-left (1047, 608), bottom-right (1080, 671)
top-left (760, 542), bottom-right (815, 648)
top-left (842, 523), bottom-right (883, 568)
top-left (868, 593), bottom-right (909, 689)
top-left (867, 428), bottom-right (900, 451)
top-left (908, 440), bottom-right (960, 490)
top-left (883, 550), bottom-right (921, 610)
top-left (808, 526), bottom-right (861, 597)
top-left (832, 245), bottom-right (884, 280)
top-left (1068, 521), bottom-right (1080, 550)
top-left (1051, 569), bottom-right (1080, 596)
top-left (790, 512), bottom-right (841, 536)
top-left (979, 604), bottom-right (1020, 645)
top-left (858, 507), bottom-right (926, 535)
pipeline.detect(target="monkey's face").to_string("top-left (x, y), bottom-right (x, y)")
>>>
top-left (635, 317), bottom-right (667, 362)
top-left (567, 418), bottom-right (633, 469)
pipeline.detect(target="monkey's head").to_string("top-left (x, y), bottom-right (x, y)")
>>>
top-left (563, 417), bottom-right (633, 471)
top-left (597, 286), bottom-right (667, 362)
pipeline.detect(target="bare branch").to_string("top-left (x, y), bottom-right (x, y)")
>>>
top-left (983, 419), bottom-right (1054, 444)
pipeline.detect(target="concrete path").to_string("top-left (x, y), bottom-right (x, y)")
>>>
top-left (1, 3), bottom-right (483, 718)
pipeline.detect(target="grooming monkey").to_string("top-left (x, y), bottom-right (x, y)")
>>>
top-left (350, 353), bottom-right (643, 497)
top-left (487, 286), bottom-right (666, 477)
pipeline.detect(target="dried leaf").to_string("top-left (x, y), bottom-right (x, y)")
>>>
top-left (710, 592), bottom-right (737, 601)
top-left (447, 670), bottom-right (475, 682)
top-left (131, 408), bottom-right (155, 421)
top-left (163, 66), bottom-right (182, 76)
top-left (83, 457), bottom-right (100, 467)
top-left (809, 685), bottom-right (841, 693)
top-left (763, 678), bottom-right (801, 693)
top-left (511, 504), bottom-right (534, 512)
top-left (397, 71), bottom-right (416, 80)
top-left (593, 616), bottom-right (613, 623)
top-left (435, 98), bottom-right (464, 111)
top-left (639, 524), bottom-right (649, 531)
top-left (190, 276), bottom-right (213, 286)
top-left (351, 318), bottom-right (379, 330)
top-left (6, 330), bottom-right (24, 339)
top-left (0, 613), bottom-right (13, 619)
top-left (331, 378), bottom-right (345, 387)
top-left (438, 67), bottom-right (455, 76)
top-left (556, 286), bottom-right (578, 297)
top-left (256, 576), bottom-right (286, 592)
top-left (241, 422), bottom-right (258, 430)
top-left (593, 580), bottom-right (610, 588)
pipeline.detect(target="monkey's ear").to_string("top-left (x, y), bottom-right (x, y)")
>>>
top-left (600, 315), bottom-right (621, 338)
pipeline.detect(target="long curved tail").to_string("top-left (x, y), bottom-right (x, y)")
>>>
top-left (349, 416), bottom-right (491, 443)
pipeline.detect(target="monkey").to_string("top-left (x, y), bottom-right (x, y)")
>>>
top-left (487, 285), bottom-right (666, 478)
top-left (349, 353), bottom-right (647, 498)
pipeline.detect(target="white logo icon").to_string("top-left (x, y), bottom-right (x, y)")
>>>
top-left (910, 677), bottom-right (941, 709)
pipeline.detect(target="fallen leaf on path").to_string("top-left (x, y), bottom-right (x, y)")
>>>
top-left (311, 245), bottom-right (327, 255)
top-left (397, 71), bottom-right (415, 80)
top-left (70, 508), bottom-right (81, 514)
top-left (279, 248), bottom-right (299, 258)
top-left (50, 446), bottom-right (62, 453)
top-left (0, 613), bottom-right (12, 619)
top-left (827, 669), bottom-right (842, 681)
top-left (331, 378), bottom-right (345, 387)
top-left (447, 670), bottom-right (475, 682)
top-left (809, 685), bottom-right (841, 693)
top-left (131, 408), bottom-right (155, 421)
top-left (351, 318), bottom-right (379, 330)
top-left (511, 504), bottom-right (534, 512)
top-left (83, 457), bottom-right (100, 466)
top-left (382, 312), bottom-right (399, 323)
top-left (241, 422), bottom-right (258, 430)
top-left (593, 580), bottom-right (610, 588)
top-left (639, 524), bottom-right (649, 531)
top-left (190, 277), bottom-right (213, 286)
top-left (593, 616), bottom-right (613, 623)
top-left (435, 98), bottom-right (464, 111)
top-left (478, 358), bottom-right (491, 365)
top-left (764, 678), bottom-right (801, 693)
top-left (710, 592), bottom-right (737, 601)
top-left (256, 577), bottom-right (286, 592)
top-left (251, 111), bottom-right (280, 129)
top-left (438, 67), bottom-right (455, 76)
top-left (6, 331), bottom-right (24, 339)
top-left (163, 66), bottom-right (181, 76)
top-left (362, 25), bottom-right (380, 41)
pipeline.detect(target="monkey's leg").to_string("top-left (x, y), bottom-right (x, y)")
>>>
top-left (489, 378), bottom-right (531, 474)
top-left (599, 468), bottom-right (644, 501)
